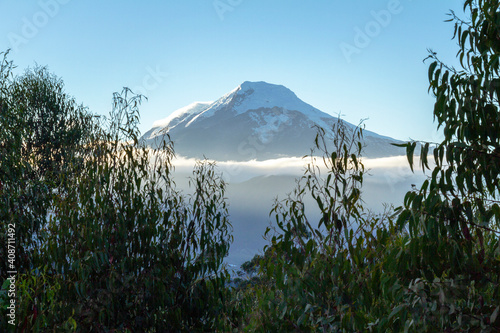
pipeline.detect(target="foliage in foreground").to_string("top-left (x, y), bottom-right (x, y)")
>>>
top-left (0, 56), bottom-right (232, 331)
top-left (0, 1), bottom-right (499, 332)
top-left (226, 1), bottom-right (500, 331)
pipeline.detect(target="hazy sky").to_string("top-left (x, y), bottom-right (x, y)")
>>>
top-left (1, 0), bottom-right (464, 142)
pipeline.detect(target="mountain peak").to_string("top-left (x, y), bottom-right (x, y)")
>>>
top-left (237, 81), bottom-right (295, 98)
top-left (231, 81), bottom-right (316, 116)
top-left (141, 81), bottom-right (404, 161)
top-left (238, 81), bottom-right (287, 91)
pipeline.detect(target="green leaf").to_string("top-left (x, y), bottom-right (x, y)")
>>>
top-left (391, 142), bottom-right (408, 148)
top-left (389, 304), bottom-right (406, 320)
top-left (421, 142), bottom-right (430, 171)
top-left (429, 61), bottom-right (438, 82)
top-left (491, 306), bottom-right (500, 324)
top-left (280, 305), bottom-right (288, 320)
top-left (407, 142), bottom-right (417, 172)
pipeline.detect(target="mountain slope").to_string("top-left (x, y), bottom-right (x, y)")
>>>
top-left (141, 81), bottom-right (405, 161)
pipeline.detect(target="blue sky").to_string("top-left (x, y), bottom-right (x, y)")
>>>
top-left (1, 0), bottom-right (463, 142)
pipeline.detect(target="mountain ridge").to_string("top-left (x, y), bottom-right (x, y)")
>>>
top-left (141, 81), bottom-right (405, 161)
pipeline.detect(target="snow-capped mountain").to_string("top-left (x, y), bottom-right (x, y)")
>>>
top-left (141, 81), bottom-right (405, 161)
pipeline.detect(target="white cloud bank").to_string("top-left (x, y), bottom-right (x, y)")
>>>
top-left (170, 154), bottom-right (430, 184)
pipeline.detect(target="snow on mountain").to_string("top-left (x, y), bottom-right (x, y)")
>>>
top-left (186, 86), bottom-right (240, 126)
top-left (235, 81), bottom-right (335, 129)
top-left (185, 81), bottom-right (333, 132)
top-left (141, 81), bottom-right (405, 161)
top-left (149, 101), bottom-right (212, 136)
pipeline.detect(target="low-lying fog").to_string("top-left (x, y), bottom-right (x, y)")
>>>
top-left (170, 155), bottom-right (428, 267)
